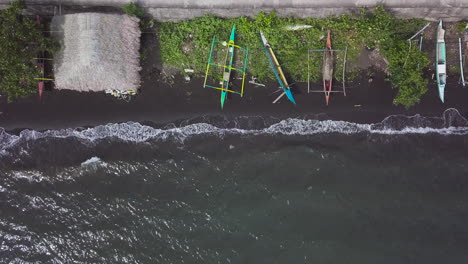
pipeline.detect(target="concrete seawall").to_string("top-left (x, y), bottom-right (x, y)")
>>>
top-left (0, 0), bottom-right (467, 21)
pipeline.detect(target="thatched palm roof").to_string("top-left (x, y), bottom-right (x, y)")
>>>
top-left (52, 13), bottom-right (141, 92)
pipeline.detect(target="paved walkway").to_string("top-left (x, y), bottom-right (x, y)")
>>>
top-left (1, 0), bottom-right (467, 21)
top-left (1, 0), bottom-right (467, 8)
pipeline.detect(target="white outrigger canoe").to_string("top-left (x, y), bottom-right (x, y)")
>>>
top-left (436, 20), bottom-right (446, 103)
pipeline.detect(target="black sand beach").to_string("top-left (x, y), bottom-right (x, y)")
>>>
top-left (1, 67), bottom-right (467, 132)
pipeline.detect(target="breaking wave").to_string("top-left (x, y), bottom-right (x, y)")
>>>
top-left (1, 108), bottom-right (467, 153)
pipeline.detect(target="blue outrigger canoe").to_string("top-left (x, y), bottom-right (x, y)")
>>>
top-left (260, 31), bottom-right (296, 105)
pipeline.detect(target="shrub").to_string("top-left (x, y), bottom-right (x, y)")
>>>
top-left (122, 2), bottom-right (144, 17)
top-left (457, 22), bottom-right (468, 33)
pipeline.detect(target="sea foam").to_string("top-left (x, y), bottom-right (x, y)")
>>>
top-left (0, 109), bottom-right (467, 154)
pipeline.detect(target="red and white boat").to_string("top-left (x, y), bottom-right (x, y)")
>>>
top-left (322, 31), bottom-right (334, 105)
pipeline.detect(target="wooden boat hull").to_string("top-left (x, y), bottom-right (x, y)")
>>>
top-left (323, 79), bottom-right (332, 105)
top-left (436, 20), bottom-right (446, 103)
top-left (38, 82), bottom-right (44, 99)
top-left (322, 31), bottom-right (334, 105)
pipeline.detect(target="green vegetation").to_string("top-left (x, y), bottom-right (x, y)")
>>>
top-left (122, 2), bottom-right (144, 17)
top-left (0, 0), bottom-right (57, 102)
top-left (159, 7), bottom-right (429, 108)
top-left (122, 2), bottom-right (156, 32)
top-left (385, 40), bottom-right (429, 107)
top-left (457, 22), bottom-right (468, 33)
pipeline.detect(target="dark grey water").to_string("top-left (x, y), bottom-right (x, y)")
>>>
top-left (1, 109), bottom-right (468, 263)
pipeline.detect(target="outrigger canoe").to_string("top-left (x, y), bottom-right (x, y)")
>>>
top-left (219, 26), bottom-right (237, 108)
top-left (36, 15), bottom-right (44, 99)
top-left (436, 20), bottom-right (446, 103)
top-left (260, 31), bottom-right (296, 104)
top-left (323, 31), bottom-right (334, 105)
top-left (34, 15), bottom-right (54, 100)
top-left (307, 31), bottom-right (347, 102)
top-left (203, 25), bottom-right (249, 109)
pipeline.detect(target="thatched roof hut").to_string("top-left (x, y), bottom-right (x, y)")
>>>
top-left (52, 13), bottom-right (141, 92)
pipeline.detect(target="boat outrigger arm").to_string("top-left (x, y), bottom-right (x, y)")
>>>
top-left (260, 31), bottom-right (296, 105)
top-left (203, 25), bottom-right (249, 109)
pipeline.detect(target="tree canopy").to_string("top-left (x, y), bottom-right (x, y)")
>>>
top-left (0, 0), bottom-right (56, 102)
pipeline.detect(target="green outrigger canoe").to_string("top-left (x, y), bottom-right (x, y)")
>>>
top-left (203, 25), bottom-right (249, 109)
top-left (436, 20), bottom-right (447, 103)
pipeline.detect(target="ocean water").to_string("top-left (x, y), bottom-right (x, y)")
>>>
top-left (1, 109), bottom-right (468, 263)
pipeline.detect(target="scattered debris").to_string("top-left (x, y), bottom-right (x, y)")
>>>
top-left (272, 90), bottom-right (286, 104)
top-left (354, 104), bottom-right (362, 107)
top-left (285, 25), bottom-right (312, 31)
top-left (184, 69), bottom-right (194, 73)
top-left (184, 76), bottom-right (191, 81)
top-left (248, 76), bottom-right (265, 87)
top-left (105, 89), bottom-right (136, 102)
top-left (182, 42), bottom-right (193, 53)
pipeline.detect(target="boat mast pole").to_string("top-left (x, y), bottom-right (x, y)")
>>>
top-left (419, 35), bottom-right (423, 51)
top-left (405, 22), bottom-right (430, 68)
top-left (408, 23), bottom-right (431, 41)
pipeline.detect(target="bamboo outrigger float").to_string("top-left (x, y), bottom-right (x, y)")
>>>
top-left (260, 31), bottom-right (296, 105)
top-left (459, 37), bottom-right (466, 87)
top-left (308, 31), bottom-right (347, 105)
top-left (203, 25), bottom-right (249, 109)
top-left (436, 20), bottom-right (447, 103)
